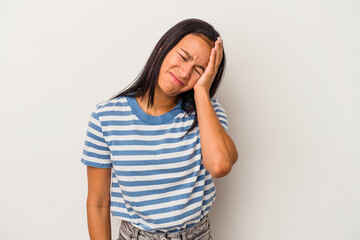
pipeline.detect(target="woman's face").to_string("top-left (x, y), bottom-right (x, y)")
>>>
top-left (157, 34), bottom-right (213, 97)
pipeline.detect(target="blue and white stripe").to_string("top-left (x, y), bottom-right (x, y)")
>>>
top-left (81, 95), bottom-right (228, 232)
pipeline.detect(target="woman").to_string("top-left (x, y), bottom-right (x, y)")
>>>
top-left (81, 18), bottom-right (238, 240)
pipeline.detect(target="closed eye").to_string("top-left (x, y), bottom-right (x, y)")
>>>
top-left (178, 52), bottom-right (186, 61)
top-left (177, 51), bottom-right (202, 75)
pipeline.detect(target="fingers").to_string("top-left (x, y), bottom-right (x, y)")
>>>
top-left (205, 36), bottom-right (223, 76)
top-left (215, 37), bottom-right (223, 68)
top-left (205, 44), bottom-right (217, 74)
top-left (209, 37), bottom-right (223, 75)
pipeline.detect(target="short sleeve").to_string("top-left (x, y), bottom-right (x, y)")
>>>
top-left (80, 106), bottom-right (112, 168)
top-left (211, 99), bottom-right (229, 133)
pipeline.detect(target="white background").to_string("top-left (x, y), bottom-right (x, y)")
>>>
top-left (0, 0), bottom-right (359, 239)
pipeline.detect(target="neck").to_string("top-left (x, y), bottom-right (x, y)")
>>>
top-left (136, 89), bottom-right (180, 116)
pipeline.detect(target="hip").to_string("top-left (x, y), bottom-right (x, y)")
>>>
top-left (117, 216), bottom-right (212, 240)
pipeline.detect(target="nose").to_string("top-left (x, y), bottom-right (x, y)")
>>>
top-left (179, 63), bottom-right (192, 81)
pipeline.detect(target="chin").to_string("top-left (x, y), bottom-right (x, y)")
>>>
top-left (158, 83), bottom-right (182, 97)
top-left (165, 90), bottom-right (181, 97)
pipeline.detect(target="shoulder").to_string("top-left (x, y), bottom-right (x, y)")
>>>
top-left (93, 96), bottom-right (129, 112)
top-left (210, 98), bottom-right (220, 105)
top-left (210, 98), bottom-right (225, 109)
top-left (210, 98), bottom-right (228, 118)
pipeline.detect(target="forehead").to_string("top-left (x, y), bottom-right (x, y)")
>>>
top-left (174, 34), bottom-right (213, 64)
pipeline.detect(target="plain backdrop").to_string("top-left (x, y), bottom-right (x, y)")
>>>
top-left (0, 0), bottom-right (359, 239)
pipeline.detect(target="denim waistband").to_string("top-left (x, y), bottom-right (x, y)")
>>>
top-left (118, 216), bottom-right (211, 240)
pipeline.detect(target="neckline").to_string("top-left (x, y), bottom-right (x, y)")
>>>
top-left (126, 95), bottom-right (183, 124)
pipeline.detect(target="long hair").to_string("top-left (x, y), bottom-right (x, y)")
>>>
top-left (110, 18), bottom-right (226, 135)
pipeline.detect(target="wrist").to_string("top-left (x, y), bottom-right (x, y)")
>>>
top-left (194, 88), bottom-right (210, 99)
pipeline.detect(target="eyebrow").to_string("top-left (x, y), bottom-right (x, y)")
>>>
top-left (180, 48), bottom-right (205, 72)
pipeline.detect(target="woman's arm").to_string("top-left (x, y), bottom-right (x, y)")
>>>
top-left (194, 90), bottom-right (238, 178)
top-left (86, 166), bottom-right (112, 240)
top-left (193, 37), bottom-right (238, 178)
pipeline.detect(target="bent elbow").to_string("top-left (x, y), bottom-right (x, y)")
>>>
top-left (210, 161), bottom-right (233, 178)
top-left (232, 149), bottom-right (239, 165)
top-left (204, 149), bottom-right (238, 178)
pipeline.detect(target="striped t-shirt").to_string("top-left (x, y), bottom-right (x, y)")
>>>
top-left (81, 94), bottom-right (229, 232)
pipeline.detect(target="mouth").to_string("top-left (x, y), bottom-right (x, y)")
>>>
top-left (169, 72), bottom-right (184, 86)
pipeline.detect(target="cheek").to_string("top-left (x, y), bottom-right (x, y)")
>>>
top-left (187, 75), bottom-right (201, 88)
top-left (163, 52), bottom-right (180, 66)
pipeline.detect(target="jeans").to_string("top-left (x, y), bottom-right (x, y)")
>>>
top-left (117, 216), bottom-right (212, 240)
